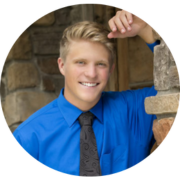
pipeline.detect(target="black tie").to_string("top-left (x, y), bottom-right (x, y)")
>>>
top-left (78, 112), bottom-right (101, 176)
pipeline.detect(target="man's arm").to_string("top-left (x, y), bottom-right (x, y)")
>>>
top-left (108, 10), bottom-right (160, 152)
top-left (108, 10), bottom-right (156, 44)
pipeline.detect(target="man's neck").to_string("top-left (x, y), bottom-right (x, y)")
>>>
top-left (63, 92), bottom-right (101, 112)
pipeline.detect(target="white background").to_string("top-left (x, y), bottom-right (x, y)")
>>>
top-left (0, 0), bottom-right (180, 179)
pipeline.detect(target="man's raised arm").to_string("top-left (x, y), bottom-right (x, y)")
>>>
top-left (108, 10), bottom-right (156, 44)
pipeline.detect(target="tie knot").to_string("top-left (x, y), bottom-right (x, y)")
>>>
top-left (78, 112), bottom-right (94, 127)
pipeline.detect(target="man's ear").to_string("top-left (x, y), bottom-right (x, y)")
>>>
top-left (110, 63), bottom-right (115, 74)
top-left (57, 57), bottom-right (65, 76)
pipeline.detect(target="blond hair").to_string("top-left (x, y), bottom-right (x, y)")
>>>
top-left (60, 21), bottom-right (115, 64)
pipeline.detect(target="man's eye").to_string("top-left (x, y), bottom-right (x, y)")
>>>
top-left (98, 63), bottom-right (106, 66)
top-left (77, 61), bottom-right (85, 64)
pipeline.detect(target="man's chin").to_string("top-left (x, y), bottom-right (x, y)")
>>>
top-left (80, 95), bottom-right (100, 104)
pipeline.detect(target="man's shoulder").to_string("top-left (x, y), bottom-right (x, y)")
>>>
top-left (102, 86), bottom-right (157, 102)
top-left (14, 98), bottom-right (62, 134)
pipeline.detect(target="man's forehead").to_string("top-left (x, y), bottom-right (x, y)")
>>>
top-left (68, 40), bottom-right (110, 54)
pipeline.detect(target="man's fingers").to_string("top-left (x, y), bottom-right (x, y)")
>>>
top-left (120, 15), bottom-right (132, 31)
top-left (125, 11), bottom-right (133, 24)
top-left (114, 15), bottom-right (126, 33)
top-left (108, 18), bottom-right (117, 32)
top-left (107, 32), bottom-right (113, 39)
top-left (108, 31), bottom-right (122, 39)
top-left (108, 10), bottom-right (134, 38)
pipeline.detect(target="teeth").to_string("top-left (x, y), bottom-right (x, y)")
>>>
top-left (81, 82), bottom-right (98, 87)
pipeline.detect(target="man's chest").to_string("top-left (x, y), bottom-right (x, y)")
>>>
top-left (39, 116), bottom-right (130, 175)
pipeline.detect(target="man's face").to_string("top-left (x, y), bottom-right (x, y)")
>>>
top-left (58, 40), bottom-right (114, 110)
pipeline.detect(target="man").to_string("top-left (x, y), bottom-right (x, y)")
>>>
top-left (13, 10), bottom-right (159, 176)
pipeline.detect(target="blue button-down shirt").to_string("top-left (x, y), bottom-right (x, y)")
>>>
top-left (13, 86), bottom-right (157, 175)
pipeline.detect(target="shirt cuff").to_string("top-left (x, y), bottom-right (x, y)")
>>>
top-left (146, 40), bottom-right (160, 53)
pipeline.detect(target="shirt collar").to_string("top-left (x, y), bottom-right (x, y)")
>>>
top-left (57, 88), bottom-right (103, 127)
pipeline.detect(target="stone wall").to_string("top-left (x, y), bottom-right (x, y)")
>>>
top-left (0, 4), bottom-right (116, 132)
top-left (145, 38), bottom-right (179, 149)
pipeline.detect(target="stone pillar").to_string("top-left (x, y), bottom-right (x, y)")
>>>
top-left (145, 36), bottom-right (179, 149)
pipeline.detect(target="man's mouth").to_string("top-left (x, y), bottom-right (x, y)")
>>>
top-left (79, 82), bottom-right (99, 87)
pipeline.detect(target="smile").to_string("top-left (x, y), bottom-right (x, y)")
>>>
top-left (80, 82), bottom-right (99, 87)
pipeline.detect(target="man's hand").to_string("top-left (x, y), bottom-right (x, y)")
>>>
top-left (108, 10), bottom-right (155, 44)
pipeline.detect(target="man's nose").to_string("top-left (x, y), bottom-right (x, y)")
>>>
top-left (84, 65), bottom-right (97, 78)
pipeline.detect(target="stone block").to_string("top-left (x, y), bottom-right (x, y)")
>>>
top-left (0, 80), bottom-right (6, 100)
top-left (55, 6), bottom-right (72, 25)
top-left (42, 77), bottom-right (55, 92)
top-left (31, 27), bottom-right (65, 55)
top-left (153, 39), bottom-right (177, 90)
top-left (37, 57), bottom-right (60, 74)
top-left (169, 65), bottom-right (180, 88)
top-left (3, 91), bottom-right (57, 126)
top-left (153, 117), bottom-right (174, 145)
top-left (33, 12), bottom-right (55, 26)
top-left (41, 76), bottom-right (64, 95)
top-left (169, 51), bottom-right (175, 62)
top-left (56, 5), bottom-right (82, 25)
top-left (9, 122), bottom-right (22, 133)
top-left (7, 30), bottom-right (32, 60)
top-left (53, 77), bottom-right (64, 95)
top-left (7, 62), bottom-right (39, 91)
top-left (145, 93), bottom-right (179, 115)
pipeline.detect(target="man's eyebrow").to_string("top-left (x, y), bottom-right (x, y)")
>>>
top-left (97, 59), bottom-right (108, 62)
top-left (72, 58), bottom-right (109, 63)
top-left (73, 58), bottom-right (87, 61)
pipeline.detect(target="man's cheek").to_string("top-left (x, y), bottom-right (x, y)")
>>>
top-left (103, 71), bottom-right (111, 80)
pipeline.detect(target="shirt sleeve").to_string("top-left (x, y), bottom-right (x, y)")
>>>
top-left (13, 128), bottom-right (39, 160)
top-left (121, 86), bottom-right (157, 149)
top-left (146, 40), bottom-right (160, 52)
